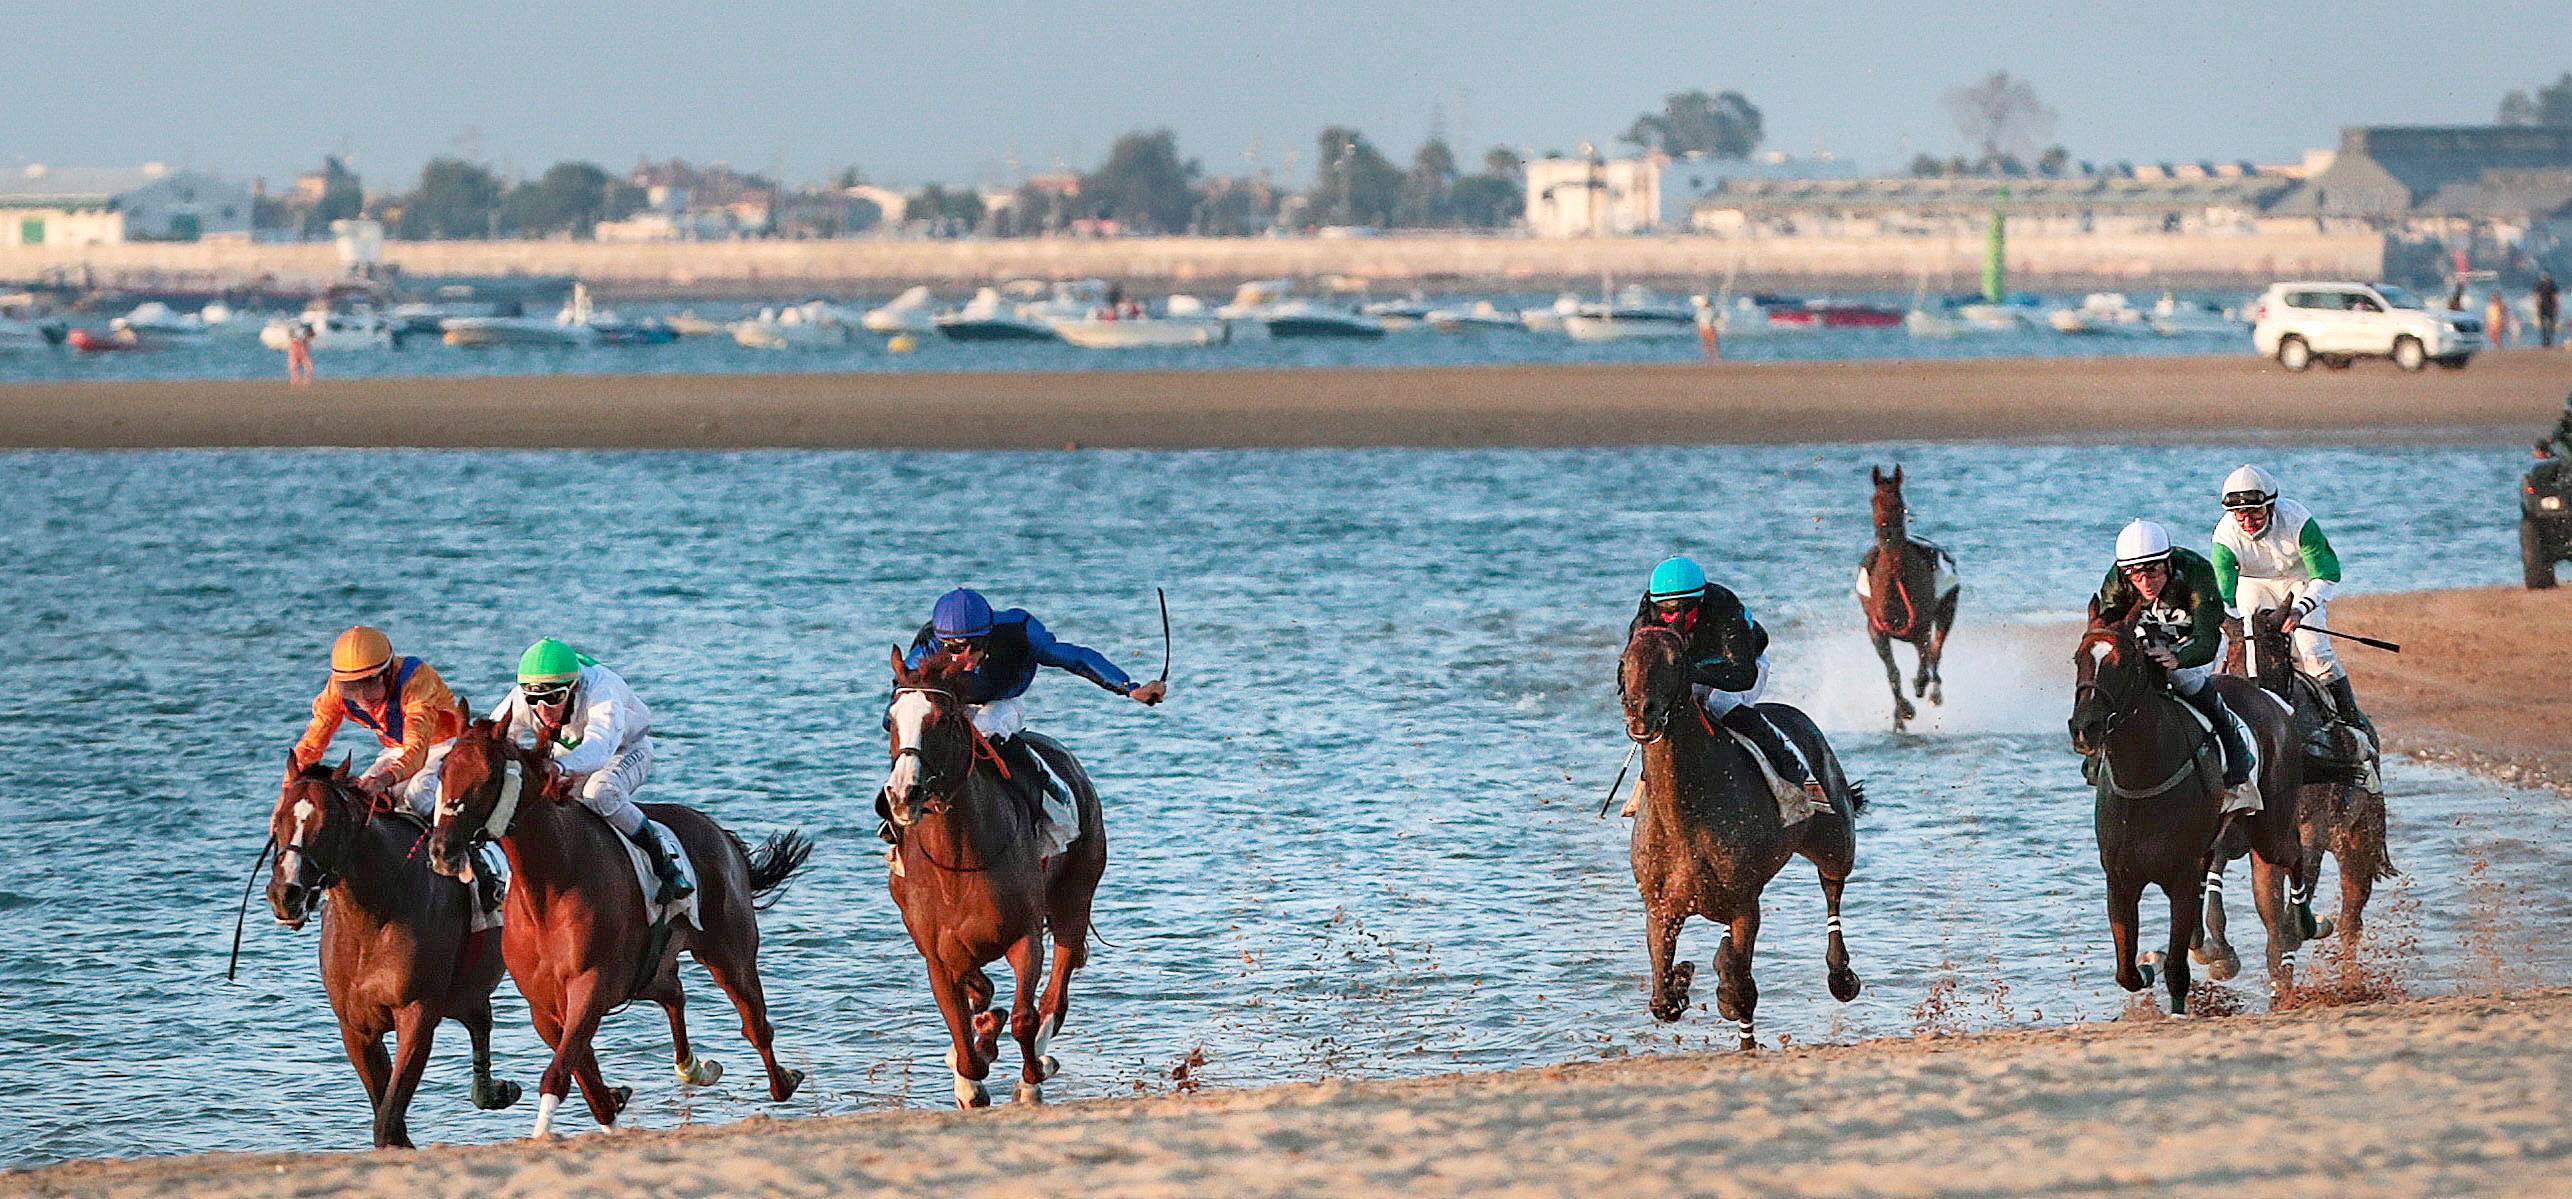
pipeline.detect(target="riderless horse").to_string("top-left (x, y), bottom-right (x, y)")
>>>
top-left (1857, 466), bottom-right (1960, 732)
top-left (881, 649), bottom-right (1107, 1107)
top-left (2070, 619), bottom-right (2310, 1014)
top-left (1619, 624), bottom-right (1864, 1048)
top-left (267, 757), bottom-right (522, 1147)
top-left (427, 718), bottom-right (813, 1136)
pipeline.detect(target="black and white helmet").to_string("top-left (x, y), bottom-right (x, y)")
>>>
top-left (2220, 464), bottom-right (2279, 513)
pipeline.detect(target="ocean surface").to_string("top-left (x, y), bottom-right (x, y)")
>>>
top-left (0, 291), bottom-right (2257, 384)
top-left (0, 441), bottom-right (2560, 1167)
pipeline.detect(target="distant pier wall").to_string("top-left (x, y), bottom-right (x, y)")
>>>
top-left (0, 231), bottom-right (2386, 297)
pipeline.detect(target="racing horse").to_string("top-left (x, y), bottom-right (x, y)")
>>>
top-left (1619, 624), bottom-right (1864, 1048)
top-left (2201, 609), bottom-right (2394, 966)
top-left (2070, 618), bottom-right (2309, 1014)
top-left (426, 718), bottom-right (813, 1136)
top-left (267, 757), bottom-right (521, 1148)
top-left (1856, 465), bottom-right (1959, 731)
top-left (881, 648), bottom-right (1107, 1107)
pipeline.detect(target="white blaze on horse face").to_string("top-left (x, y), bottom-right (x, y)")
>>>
top-left (281, 796), bottom-right (319, 879)
top-left (884, 691), bottom-right (934, 802)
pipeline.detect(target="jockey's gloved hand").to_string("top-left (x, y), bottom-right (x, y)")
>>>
top-left (1128, 680), bottom-right (1168, 706)
top-left (2144, 645), bottom-right (2179, 670)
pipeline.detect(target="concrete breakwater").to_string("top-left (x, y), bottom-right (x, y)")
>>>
top-left (0, 230), bottom-right (2385, 298)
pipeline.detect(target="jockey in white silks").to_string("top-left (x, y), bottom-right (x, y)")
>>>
top-left (2210, 465), bottom-right (2375, 747)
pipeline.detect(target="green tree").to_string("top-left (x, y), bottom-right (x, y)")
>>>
top-left (2036, 144), bottom-right (2072, 177)
top-left (1081, 129), bottom-right (1201, 233)
top-left (501, 161), bottom-right (628, 237)
top-left (396, 157), bottom-right (505, 239)
top-left (2498, 73), bottom-right (2572, 125)
top-left (1310, 126), bottom-right (1402, 226)
top-left (908, 183), bottom-right (985, 234)
top-left (1944, 71), bottom-right (2056, 162)
top-left (300, 155), bottom-right (364, 238)
top-left (1620, 90), bottom-right (1764, 159)
top-left (1393, 137), bottom-right (1458, 227)
top-left (1483, 146), bottom-right (1521, 180)
top-left (1447, 175), bottom-right (1520, 228)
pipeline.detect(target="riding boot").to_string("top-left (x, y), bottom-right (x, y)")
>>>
top-left (2323, 674), bottom-right (2378, 752)
top-left (2178, 685), bottom-right (2255, 788)
top-left (626, 822), bottom-right (695, 903)
top-left (1717, 704), bottom-right (1824, 801)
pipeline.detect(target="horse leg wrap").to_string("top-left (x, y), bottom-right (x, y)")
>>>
top-left (530, 1092), bottom-right (563, 1138)
top-left (1825, 914), bottom-right (1844, 940)
top-left (2204, 872), bottom-right (2223, 895)
top-left (1727, 1018), bottom-right (1755, 1046)
top-left (676, 1055), bottom-right (723, 1086)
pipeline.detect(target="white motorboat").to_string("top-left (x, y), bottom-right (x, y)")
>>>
top-left (2147, 292), bottom-right (2246, 337)
top-left (1520, 293), bottom-right (1581, 333)
top-left (934, 287), bottom-right (1060, 341)
top-left (1359, 296), bottom-right (1436, 330)
top-left (664, 310), bottom-right (733, 337)
top-left (862, 286), bottom-right (939, 335)
top-left (1955, 301), bottom-right (2031, 329)
top-left (1053, 295), bottom-right (1229, 348)
top-left (1563, 289), bottom-right (1708, 342)
top-left (1259, 298), bottom-right (1386, 339)
top-left (112, 301), bottom-right (212, 339)
top-left (733, 302), bottom-right (856, 349)
top-left (259, 310), bottom-right (399, 352)
top-left (2048, 292), bottom-right (2149, 335)
top-left (1425, 301), bottom-right (1524, 333)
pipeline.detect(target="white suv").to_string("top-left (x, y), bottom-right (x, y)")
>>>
top-left (2250, 281), bottom-right (2482, 371)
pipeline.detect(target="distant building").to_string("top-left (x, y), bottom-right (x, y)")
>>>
top-left (2270, 125), bottom-right (2572, 221)
top-left (1524, 149), bottom-right (1855, 237)
top-left (1691, 172), bottom-right (2297, 238)
top-left (0, 164), bottom-right (254, 246)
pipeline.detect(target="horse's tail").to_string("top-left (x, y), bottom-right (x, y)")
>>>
top-left (1842, 779), bottom-right (1870, 815)
top-left (727, 828), bottom-right (817, 911)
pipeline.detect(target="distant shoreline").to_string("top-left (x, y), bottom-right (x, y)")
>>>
top-left (0, 351), bottom-right (2561, 450)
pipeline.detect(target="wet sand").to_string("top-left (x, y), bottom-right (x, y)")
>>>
top-left (2335, 587), bottom-right (2572, 792)
top-left (13, 989), bottom-right (2569, 1199)
top-left (2, 350), bottom-right (2565, 449)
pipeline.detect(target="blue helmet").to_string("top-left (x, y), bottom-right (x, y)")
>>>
top-left (1647, 556), bottom-right (1708, 603)
top-left (931, 587), bottom-right (996, 640)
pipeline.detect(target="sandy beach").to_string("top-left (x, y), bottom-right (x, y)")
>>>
top-left (2, 350), bottom-right (2566, 450)
top-left (2335, 587), bottom-right (2572, 792)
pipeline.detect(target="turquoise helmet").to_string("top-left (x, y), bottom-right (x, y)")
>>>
top-left (1647, 556), bottom-right (1708, 603)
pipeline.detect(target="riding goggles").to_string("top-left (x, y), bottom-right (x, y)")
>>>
top-left (938, 637), bottom-right (984, 654)
top-left (2221, 490), bottom-right (2273, 512)
top-left (523, 682), bottom-right (575, 705)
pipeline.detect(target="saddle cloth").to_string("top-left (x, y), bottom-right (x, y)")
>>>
top-left (1018, 733), bottom-right (1083, 860)
top-left (388, 808), bottom-right (507, 934)
top-left (2176, 698), bottom-right (2265, 815)
top-left (1853, 538), bottom-right (1960, 602)
top-left (1622, 729), bottom-right (1828, 825)
top-left (617, 818), bottom-right (702, 930)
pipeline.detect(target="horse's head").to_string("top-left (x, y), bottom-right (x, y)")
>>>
top-left (1619, 625), bottom-right (1690, 744)
top-left (267, 754), bottom-right (365, 929)
top-left (1870, 464), bottom-right (1907, 538)
top-left (427, 718), bottom-right (537, 879)
top-left (2068, 620), bottom-right (2155, 756)
top-left (881, 648), bottom-right (976, 827)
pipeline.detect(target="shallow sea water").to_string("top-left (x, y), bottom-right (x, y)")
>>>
top-left (0, 441), bottom-right (2559, 1166)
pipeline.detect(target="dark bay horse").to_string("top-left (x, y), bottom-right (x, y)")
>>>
top-left (1618, 625), bottom-right (1863, 1048)
top-left (267, 758), bottom-right (521, 1148)
top-left (1857, 465), bottom-right (1959, 731)
top-left (2207, 609), bottom-right (2395, 960)
top-left (426, 719), bottom-right (813, 1137)
top-left (2070, 621), bottom-right (2308, 1014)
top-left (881, 649), bottom-right (1106, 1107)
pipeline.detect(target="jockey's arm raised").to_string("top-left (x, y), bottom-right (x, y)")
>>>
top-left (1024, 613), bottom-right (1138, 695)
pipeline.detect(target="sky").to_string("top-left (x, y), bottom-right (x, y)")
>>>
top-left (2, 1), bottom-right (2562, 191)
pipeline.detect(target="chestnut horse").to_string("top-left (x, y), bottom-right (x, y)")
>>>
top-left (267, 758), bottom-right (522, 1147)
top-left (881, 649), bottom-right (1106, 1107)
top-left (1618, 626), bottom-right (1864, 1048)
top-left (2070, 620), bottom-right (2309, 1014)
top-left (1857, 465), bottom-right (1959, 731)
top-left (426, 718), bottom-right (813, 1136)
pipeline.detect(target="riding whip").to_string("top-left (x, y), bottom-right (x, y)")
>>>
top-left (1156, 587), bottom-right (1172, 685)
top-left (225, 834), bottom-right (276, 982)
top-left (2302, 625), bottom-right (2402, 653)
top-left (1597, 744), bottom-right (1638, 819)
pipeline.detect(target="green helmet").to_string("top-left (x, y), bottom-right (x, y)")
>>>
top-left (516, 639), bottom-right (586, 686)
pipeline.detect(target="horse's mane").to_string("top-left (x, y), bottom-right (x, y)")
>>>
top-left (293, 761), bottom-right (342, 782)
top-left (1629, 623), bottom-right (1685, 652)
top-left (905, 648), bottom-right (978, 690)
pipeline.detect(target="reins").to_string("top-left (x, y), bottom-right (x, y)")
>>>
top-left (884, 686), bottom-right (1018, 875)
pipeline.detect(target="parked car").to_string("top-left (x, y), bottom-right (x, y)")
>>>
top-left (2525, 444), bottom-right (2572, 589)
top-left (2250, 281), bottom-right (2482, 372)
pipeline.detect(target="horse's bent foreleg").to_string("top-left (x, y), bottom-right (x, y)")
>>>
top-left (2198, 856), bottom-right (2241, 981)
top-left (1642, 903), bottom-right (1692, 1023)
top-left (1924, 593), bottom-right (1957, 705)
top-left (2162, 879), bottom-right (2201, 1017)
top-left (1714, 909), bottom-right (1763, 1049)
top-left (1870, 631), bottom-right (1915, 729)
top-left (2333, 787), bottom-right (2392, 948)
top-left (530, 980), bottom-right (624, 1136)
top-left (462, 999), bottom-right (521, 1111)
top-left (2293, 787), bottom-right (2335, 942)
top-left (374, 1005), bottom-right (436, 1149)
top-left (701, 948), bottom-right (802, 1102)
top-left (2109, 882), bottom-right (2147, 995)
top-left (1818, 871), bottom-right (1861, 1003)
top-left (2250, 853), bottom-right (2302, 989)
top-left (657, 982), bottom-right (722, 1088)
top-left (927, 961), bottom-right (992, 1109)
top-left (1006, 935), bottom-right (1052, 1102)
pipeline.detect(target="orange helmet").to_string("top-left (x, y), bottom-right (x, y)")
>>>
top-left (330, 626), bottom-right (394, 682)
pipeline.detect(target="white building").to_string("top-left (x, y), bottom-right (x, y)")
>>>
top-left (0, 164), bottom-right (254, 246)
top-left (1524, 149), bottom-right (1858, 237)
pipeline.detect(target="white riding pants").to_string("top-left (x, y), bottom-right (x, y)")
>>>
top-left (575, 736), bottom-right (654, 838)
top-left (1690, 654), bottom-right (1773, 719)
top-left (2165, 632), bottom-right (2227, 697)
top-left (2234, 576), bottom-right (2342, 680)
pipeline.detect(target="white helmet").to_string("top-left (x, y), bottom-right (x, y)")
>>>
top-left (2114, 519), bottom-right (2173, 567)
top-left (2220, 464), bottom-right (2279, 511)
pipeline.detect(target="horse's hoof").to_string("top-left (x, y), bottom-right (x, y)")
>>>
top-left (2190, 944), bottom-right (2213, 965)
top-left (1039, 1054), bottom-right (1060, 1081)
top-left (2137, 951), bottom-right (2161, 988)
top-left (474, 1078), bottom-right (523, 1111)
top-left (1648, 961), bottom-right (1695, 1023)
top-left (955, 1077), bottom-right (989, 1109)
top-left (1015, 1081), bottom-right (1045, 1105)
top-left (2208, 951), bottom-right (2240, 983)
top-left (1828, 968), bottom-right (1862, 1003)
top-left (772, 1069), bottom-right (804, 1102)
top-left (610, 1085), bottom-right (633, 1114)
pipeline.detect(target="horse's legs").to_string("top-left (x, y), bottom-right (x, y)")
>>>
top-left (1005, 934), bottom-right (1054, 1102)
top-left (1713, 909), bottom-right (1763, 1049)
top-left (2109, 881), bottom-right (2148, 995)
top-left (1817, 870), bottom-right (1861, 1003)
top-left (339, 1023), bottom-right (392, 1123)
top-left (927, 961), bottom-right (992, 1109)
top-left (530, 979), bottom-right (625, 1135)
top-left (958, 966), bottom-right (1002, 1063)
top-left (1642, 904), bottom-right (1693, 1023)
top-left (700, 946), bottom-right (803, 1101)
top-left (2293, 787), bottom-right (2336, 942)
top-left (1870, 630), bottom-right (1915, 730)
top-left (2162, 879), bottom-right (2201, 1017)
top-left (2334, 786), bottom-right (2391, 948)
top-left (2250, 850), bottom-right (2303, 989)
top-left (656, 980), bottom-right (722, 1088)
top-left (1922, 595), bottom-right (1957, 706)
top-left (462, 998), bottom-right (521, 1111)
top-left (2197, 854), bottom-right (2241, 981)
top-left (374, 1004), bottom-right (436, 1149)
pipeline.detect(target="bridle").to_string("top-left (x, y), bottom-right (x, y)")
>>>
top-left (279, 775), bottom-right (366, 896)
top-left (1621, 628), bottom-right (1687, 746)
top-left (435, 744), bottom-right (530, 850)
top-left (2073, 628), bottom-right (2217, 800)
top-left (883, 684), bottom-right (1019, 873)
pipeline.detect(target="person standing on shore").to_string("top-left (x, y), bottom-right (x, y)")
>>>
top-left (2485, 288), bottom-right (2510, 349)
top-left (286, 320), bottom-right (315, 386)
top-left (2535, 272), bottom-right (2559, 349)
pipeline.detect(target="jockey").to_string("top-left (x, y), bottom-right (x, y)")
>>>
top-left (2546, 392), bottom-right (2572, 461)
top-left (2090, 520), bottom-right (2255, 792)
top-left (1628, 556), bottom-right (1827, 805)
top-left (886, 588), bottom-right (1166, 841)
top-left (287, 626), bottom-right (502, 909)
top-left (2210, 465), bottom-right (2373, 746)
top-left (485, 639), bottom-right (690, 902)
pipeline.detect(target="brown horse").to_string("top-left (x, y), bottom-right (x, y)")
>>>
top-left (426, 719), bottom-right (813, 1136)
top-left (266, 757), bottom-right (520, 1148)
top-left (1857, 465), bottom-right (1959, 731)
top-left (881, 649), bottom-right (1107, 1107)
top-left (1618, 625), bottom-right (1863, 1048)
top-left (2206, 609), bottom-right (2395, 960)
top-left (2070, 620), bottom-right (2308, 1014)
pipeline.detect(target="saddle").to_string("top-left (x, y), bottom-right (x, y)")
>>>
top-left (2275, 672), bottom-right (2377, 787)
